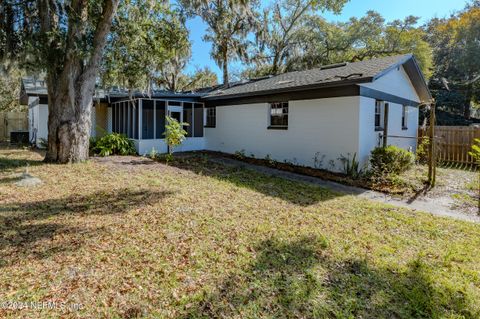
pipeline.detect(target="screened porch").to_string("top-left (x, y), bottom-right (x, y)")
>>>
top-left (110, 98), bottom-right (205, 154)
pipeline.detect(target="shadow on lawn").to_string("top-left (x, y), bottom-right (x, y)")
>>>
top-left (181, 236), bottom-right (475, 319)
top-left (166, 155), bottom-right (344, 206)
top-left (0, 188), bottom-right (173, 266)
top-left (0, 155), bottom-right (44, 172)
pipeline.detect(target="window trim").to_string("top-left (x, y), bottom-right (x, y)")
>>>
top-left (205, 107), bottom-right (216, 128)
top-left (269, 101), bottom-right (289, 129)
top-left (375, 100), bottom-right (384, 131)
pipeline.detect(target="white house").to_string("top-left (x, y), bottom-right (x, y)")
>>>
top-left (21, 54), bottom-right (431, 172)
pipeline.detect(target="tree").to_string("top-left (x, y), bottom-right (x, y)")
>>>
top-left (182, 67), bottom-right (218, 91)
top-left (180, 0), bottom-right (259, 86)
top-left (163, 116), bottom-right (188, 157)
top-left (288, 11), bottom-right (432, 76)
top-left (102, 1), bottom-right (189, 94)
top-left (157, 66), bottom-right (218, 92)
top-left (1, 0), bottom-right (120, 163)
top-left (246, 8), bottom-right (432, 79)
top-left (0, 64), bottom-right (23, 111)
top-left (252, 0), bottom-right (348, 75)
top-left (426, 2), bottom-right (480, 119)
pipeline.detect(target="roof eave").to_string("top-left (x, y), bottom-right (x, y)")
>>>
top-left (202, 77), bottom-right (374, 101)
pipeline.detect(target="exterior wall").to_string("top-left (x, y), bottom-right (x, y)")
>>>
top-left (205, 97), bottom-right (362, 172)
top-left (358, 98), bottom-right (419, 168)
top-left (93, 102), bottom-right (109, 137)
top-left (387, 103), bottom-right (419, 150)
top-left (360, 66), bottom-right (421, 103)
top-left (135, 137), bottom-right (206, 156)
top-left (357, 65), bottom-right (421, 168)
top-left (358, 97), bottom-right (380, 168)
top-left (29, 101), bottom-right (49, 147)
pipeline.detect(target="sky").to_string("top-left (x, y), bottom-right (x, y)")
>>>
top-left (184, 0), bottom-right (469, 78)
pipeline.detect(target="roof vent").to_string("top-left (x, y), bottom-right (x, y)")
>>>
top-left (319, 62), bottom-right (348, 70)
top-left (337, 73), bottom-right (363, 80)
top-left (276, 80), bottom-right (293, 85)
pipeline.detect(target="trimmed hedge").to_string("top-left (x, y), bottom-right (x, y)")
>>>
top-left (370, 145), bottom-right (414, 176)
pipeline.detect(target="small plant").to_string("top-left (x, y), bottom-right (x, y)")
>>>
top-left (91, 133), bottom-right (136, 157)
top-left (416, 136), bottom-right (430, 164)
top-left (370, 145), bottom-right (414, 176)
top-left (264, 154), bottom-right (275, 166)
top-left (165, 153), bottom-right (174, 164)
top-left (338, 153), bottom-right (360, 178)
top-left (234, 149), bottom-right (246, 160)
top-left (469, 138), bottom-right (480, 165)
top-left (328, 159), bottom-right (336, 171)
top-left (469, 138), bottom-right (480, 211)
top-left (163, 116), bottom-right (188, 157)
top-left (313, 152), bottom-right (326, 169)
top-left (38, 138), bottom-right (48, 149)
top-left (149, 147), bottom-right (158, 159)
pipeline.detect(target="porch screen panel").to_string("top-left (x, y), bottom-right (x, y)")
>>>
top-left (123, 102), bottom-right (128, 135)
top-left (112, 103), bottom-right (117, 133)
top-left (129, 101), bottom-right (134, 138)
top-left (183, 102), bottom-right (193, 137)
top-left (133, 100), bottom-right (139, 139)
top-left (116, 103), bottom-right (120, 133)
top-left (119, 102), bottom-right (124, 134)
top-left (142, 99), bottom-right (154, 139)
top-left (194, 103), bottom-right (204, 137)
top-left (156, 101), bottom-right (166, 138)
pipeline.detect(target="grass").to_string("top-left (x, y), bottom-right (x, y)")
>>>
top-left (1, 149), bottom-right (480, 318)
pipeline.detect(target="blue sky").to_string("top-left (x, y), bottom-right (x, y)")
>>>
top-left (185, 0), bottom-right (469, 78)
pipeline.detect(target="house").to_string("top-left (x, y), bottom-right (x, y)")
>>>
top-left (20, 54), bottom-right (431, 172)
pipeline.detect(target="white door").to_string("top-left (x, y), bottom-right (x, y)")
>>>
top-left (167, 105), bottom-right (183, 123)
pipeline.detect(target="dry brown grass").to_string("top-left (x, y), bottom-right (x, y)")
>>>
top-left (0, 149), bottom-right (479, 318)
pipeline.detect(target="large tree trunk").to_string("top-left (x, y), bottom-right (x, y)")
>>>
top-left (45, 76), bottom-right (94, 163)
top-left (39, 0), bottom-right (119, 163)
top-left (222, 49), bottom-right (229, 87)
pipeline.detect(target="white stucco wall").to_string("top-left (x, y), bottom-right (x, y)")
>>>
top-left (135, 137), bottom-right (206, 156)
top-left (360, 66), bottom-right (421, 103)
top-left (205, 97), bottom-right (362, 172)
top-left (358, 97), bottom-right (419, 167)
top-left (29, 101), bottom-right (49, 147)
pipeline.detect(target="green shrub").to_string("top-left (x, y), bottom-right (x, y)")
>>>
top-left (416, 136), bottom-right (430, 164)
top-left (90, 133), bottom-right (136, 157)
top-left (370, 145), bottom-right (414, 176)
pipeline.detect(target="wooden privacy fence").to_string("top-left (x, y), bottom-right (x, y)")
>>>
top-left (0, 111), bottom-right (29, 142)
top-left (418, 126), bottom-right (480, 164)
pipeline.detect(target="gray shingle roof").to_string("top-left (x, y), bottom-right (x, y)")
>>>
top-left (203, 54), bottom-right (415, 100)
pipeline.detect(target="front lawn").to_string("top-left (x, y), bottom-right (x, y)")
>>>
top-left (1, 149), bottom-right (479, 318)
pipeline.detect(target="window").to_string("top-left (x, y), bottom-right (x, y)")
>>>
top-left (402, 105), bottom-right (408, 130)
top-left (205, 107), bottom-right (216, 127)
top-left (375, 100), bottom-right (383, 130)
top-left (269, 102), bottom-right (288, 129)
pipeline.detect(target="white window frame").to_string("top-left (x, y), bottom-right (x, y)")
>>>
top-left (269, 102), bottom-right (289, 129)
top-left (375, 100), bottom-right (384, 131)
top-left (205, 107), bottom-right (216, 127)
